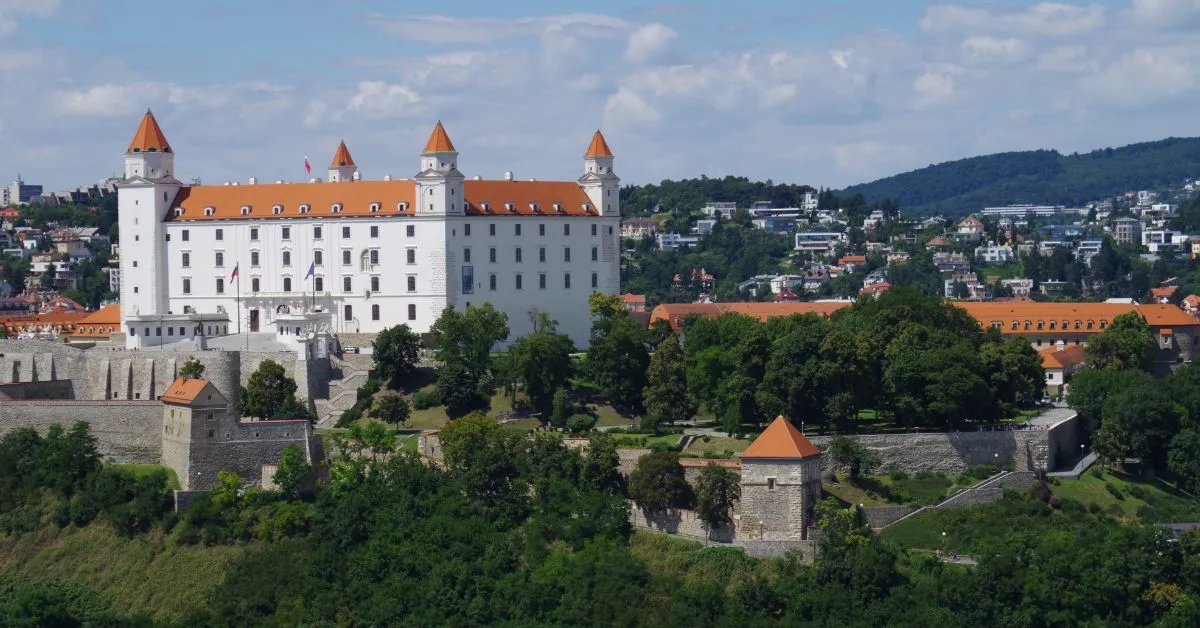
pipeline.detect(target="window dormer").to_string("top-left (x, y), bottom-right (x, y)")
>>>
top-left (204, 206), bottom-right (214, 216)
top-left (505, 201), bottom-right (516, 214)
top-left (299, 204), bottom-right (310, 214)
top-left (582, 203), bottom-right (593, 214)
top-left (553, 202), bottom-right (564, 213)
top-left (397, 201), bottom-right (409, 213)
top-left (530, 202), bottom-right (540, 213)
top-left (240, 205), bottom-right (251, 216)
top-left (173, 208), bottom-right (184, 217)
top-left (272, 204), bottom-right (283, 215)
top-left (480, 201), bottom-right (490, 213)
top-left (370, 202), bottom-right (380, 213)
top-left (332, 203), bottom-right (343, 214)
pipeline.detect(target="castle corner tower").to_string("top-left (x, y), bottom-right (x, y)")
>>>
top-left (414, 121), bottom-right (465, 217)
top-left (579, 130), bottom-right (619, 217)
top-left (327, 140), bottom-right (358, 182)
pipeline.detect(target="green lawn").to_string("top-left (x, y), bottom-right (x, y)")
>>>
top-left (610, 433), bottom-right (683, 449)
top-left (823, 472), bottom-right (981, 508)
top-left (1047, 470), bottom-right (1200, 521)
top-left (684, 436), bottom-right (750, 457)
top-left (113, 464), bottom-right (181, 491)
top-left (592, 404), bottom-right (635, 428)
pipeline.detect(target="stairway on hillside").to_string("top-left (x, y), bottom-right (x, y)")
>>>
top-left (314, 353), bottom-right (374, 428)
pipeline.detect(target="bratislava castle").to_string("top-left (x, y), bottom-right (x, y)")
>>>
top-left (117, 111), bottom-right (621, 349)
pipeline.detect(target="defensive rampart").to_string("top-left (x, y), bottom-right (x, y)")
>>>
top-left (0, 400), bottom-right (162, 463)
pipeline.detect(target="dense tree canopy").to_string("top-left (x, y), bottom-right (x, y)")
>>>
top-left (371, 324), bottom-right (422, 385)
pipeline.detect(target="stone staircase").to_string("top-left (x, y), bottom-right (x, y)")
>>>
top-left (314, 353), bottom-right (374, 428)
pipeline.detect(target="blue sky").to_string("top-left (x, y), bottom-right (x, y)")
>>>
top-left (2, 0), bottom-right (1199, 193)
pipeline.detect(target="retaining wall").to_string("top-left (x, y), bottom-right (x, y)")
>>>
top-left (0, 400), bottom-right (162, 463)
top-left (860, 506), bottom-right (919, 529)
top-left (630, 503), bottom-right (735, 542)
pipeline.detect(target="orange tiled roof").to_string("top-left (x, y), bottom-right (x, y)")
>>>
top-left (1137, 303), bottom-right (1199, 326)
top-left (423, 121), bottom-right (456, 153)
top-left (741, 416), bottom-right (822, 459)
top-left (622, 293), bottom-right (646, 304)
top-left (585, 130), bottom-right (613, 158)
top-left (161, 377), bottom-right (211, 404)
top-left (329, 141), bottom-right (355, 168)
top-left (127, 109), bottom-right (172, 154)
top-left (1184, 295), bottom-right (1200, 307)
top-left (649, 302), bottom-right (853, 331)
top-left (1040, 344), bottom-right (1087, 369)
top-left (1151, 286), bottom-right (1178, 299)
top-left (926, 236), bottom-right (952, 247)
top-left (168, 178), bottom-right (597, 221)
top-left (69, 304), bottom-right (120, 338)
top-left (838, 255), bottom-right (866, 265)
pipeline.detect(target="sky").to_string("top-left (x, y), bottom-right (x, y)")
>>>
top-left (2, 0), bottom-right (1200, 192)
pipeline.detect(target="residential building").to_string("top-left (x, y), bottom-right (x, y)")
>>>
top-left (751, 217), bottom-right (798, 233)
top-left (621, 293), bottom-right (647, 313)
top-left (924, 235), bottom-right (952, 249)
top-left (793, 231), bottom-right (847, 258)
top-left (620, 217), bottom-right (659, 239)
top-left (974, 243), bottom-right (1014, 264)
top-left (837, 254), bottom-right (866, 272)
top-left (117, 112), bottom-right (621, 349)
top-left (933, 252), bottom-right (971, 274)
top-left (657, 232), bottom-right (700, 251)
top-left (801, 191), bottom-right (819, 211)
top-left (802, 265), bottom-right (831, 291)
top-left (954, 215), bottom-right (985, 239)
top-left (1000, 278), bottom-right (1034, 297)
top-left (1078, 239), bottom-right (1104, 264)
top-left (1142, 229), bottom-right (1186, 254)
top-left (979, 204), bottom-right (1070, 217)
top-left (26, 261), bottom-right (81, 292)
top-left (1191, 236), bottom-right (1200, 260)
top-left (700, 202), bottom-right (737, 219)
top-left (1113, 217), bottom-right (1142, 246)
top-left (768, 274), bottom-right (804, 294)
top-left (2, 175), bottom-right (43, 206)
top-left (694, 218), bottom-right (717, 234)
top-left (1040, 343), bottom-right (1086, 395)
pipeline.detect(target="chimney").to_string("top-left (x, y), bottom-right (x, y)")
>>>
top-left (528, 178), bottom-right (537, 182)
top-left (248, 177), bottom-right (257, 185)
top-left (383, 175), bottom-right (392, 182)
top-left (275, 180), bottom-right (283, 184)
top-left (223, 181), bottom-right (231, 186)
top-left (309, 178), bottom-right (320, 183)
top-left (473, 175), bottom-right (482, 180)
top-left (231, 182), bottom-right (239, 186)
top-left (504, 171), bottom-right (513, 181)
top-left (352, 171), bottom-right (361, 182)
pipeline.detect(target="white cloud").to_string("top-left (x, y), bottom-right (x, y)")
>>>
top-left (1075, 47), bottom-right (1199, 108)
top-left (346, 81), bottom-right (422, 118)
top-left (912, 71), bottom-right (956, 108)
top-left (961, 36), bottom-right (1028, 65)
top-left (54, 83), bottom-right (162, 116)
top-left (625, 23), bottom-right (678, 63)
top-left (370, 13), bottom-right (629, 44)
top-left (1127, 0), bottom-right (1200, 27)
top-left (604, 87), bottom-right (660, 127)
top-left (921, 3), bottom-right (1106, 37)
top-left (0, 0), bottom-right (59, 36)
top-left (53, 82), bottom-right (294, 117)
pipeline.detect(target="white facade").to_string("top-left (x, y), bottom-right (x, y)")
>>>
top-left (793, 232), bottom-right (847, 257)
top-left (974, 243), bottom-right (1014, 264)
top-left (117, 117), bottom-right (621, 348)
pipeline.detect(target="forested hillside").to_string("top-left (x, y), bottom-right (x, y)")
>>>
top-left (841, 137), bottom-right (1200, 216)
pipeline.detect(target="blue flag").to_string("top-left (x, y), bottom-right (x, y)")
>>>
top-left (304, 261), bottom-right (315, 280)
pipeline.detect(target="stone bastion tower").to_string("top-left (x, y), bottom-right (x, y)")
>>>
top-left (738, 416), bottom-right (823, 541)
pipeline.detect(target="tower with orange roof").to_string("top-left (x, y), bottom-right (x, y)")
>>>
top-left (327, 140), bottom-right (359, 183)
top-left (579, 130), bottom-right (620, 217)
top-left (738, 416), bottom-right (824, 541)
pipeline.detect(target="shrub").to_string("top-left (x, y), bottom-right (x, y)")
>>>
top-left (357, 378), bottom-right (383, 401)
top-left (1048, 495), bottom-right (1062, 509)
top-left (1104, 482), bottom-right (1124, 500)
top-left (1086, 502), bottom-right (1102, 514)
top-left (968, 464), bottom-right (998, 480)
top-left (1127, 485), bottom-right (1147, 500)
top-left (337, 408), bottom-right (362, 428)
top-left (566, 414), bottom-right (597, 434)
top-left (1089, 467), bottom-right (1104, 479)
top-left (889, 470), bottom-right (909, 481)
top-left (411, 389), bottom-right (439, 410)
top-left (915, 471), bottom-right (935, 480)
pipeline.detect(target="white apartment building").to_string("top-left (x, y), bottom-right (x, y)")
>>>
top-left (974, 243), bottom-right (1014, 264)
top-left (1142, 229), bottom-right (1186, 254)
top-left (793, 232), bottom-right (847, 258)
top-left (117, 112), bottom-right (621, 349)
top-left (700, 202), bottom-right (737, 219)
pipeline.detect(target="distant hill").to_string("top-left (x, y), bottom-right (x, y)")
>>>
top-left (839, 137), bottom-right (1200, 216)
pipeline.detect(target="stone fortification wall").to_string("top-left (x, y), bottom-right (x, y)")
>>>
top-left (618, 448), bottom-right (652, 476)
top-left (0, 380), bottom-right (72, 399)
top-left (629, 502), bottom-right (735, 542)
top-left (185, 419), bottom-right (311, 490)
top-left (860, 506), bottom-right (919, 530)
top-left (0, 401), bottom-right (161, 463)
top-left (808, 430), bottom-right (1050, 474)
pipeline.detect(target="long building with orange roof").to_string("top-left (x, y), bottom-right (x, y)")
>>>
top-left (118, 111), bottom-right (621, 349)
top-left (649, 300), bottom-right (1200, 372)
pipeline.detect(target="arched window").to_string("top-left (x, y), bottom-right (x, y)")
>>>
top-left (369, 203), bottom-right (380, 213)
top-left (360, 250), bottom-right (371, 272)
top-left (1049, 321), bottom-right (1057, 330)
top-left (1011, 321), bottom-right (1019, 330)
top-left (1023, 320), bottom-right (1031, 330)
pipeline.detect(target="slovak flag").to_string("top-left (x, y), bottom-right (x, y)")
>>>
top-left (304, 155), bottom-right (312, 175)
top-left (305, 261), bottom-right (315, 280)
top-left (230, 264), bottom-right (239, 281)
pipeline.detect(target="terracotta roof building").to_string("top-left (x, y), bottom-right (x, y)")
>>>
top-left (117, 115), bottom-right (622, 350)
top-left (741, 416), bottom-right (822, 459)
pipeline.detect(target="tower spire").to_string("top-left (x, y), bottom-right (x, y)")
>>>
top-left (327, 140), bottom-right (359, 183)
top-left (127, 110), bottom-right (172, 153)
top-left (584, 130), bottom-right (613, 158)
top-left (423, 121), bottom-right (456, 153)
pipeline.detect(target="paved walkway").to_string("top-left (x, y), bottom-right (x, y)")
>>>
top-left (1048, 452), bottom-right (1098, 479)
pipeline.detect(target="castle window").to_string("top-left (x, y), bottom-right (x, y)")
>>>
top-left (407, 276), bottom-right (416, 292)
top-left (370, 226), bottom-right (379, 238)
top-left (215, 228), bottom-right (223, 241)
top-left (1049, 321), bottom-right (1057, 330)
top-left (372, 304), bottom-right (380, 321)
top-left (564, 224), bottom-right (570, 236)
top-left (553, 203), bottom-right (563, 213)
top-left (174, 208), bottom-right (184, 217)
top-left (1100, 321), bottom-right (1108, 330)
top-left (564, 273), bottom-right (571, 290)
top-left (342, 226), bottom-right (350, 238)
top-left (241, 205), bottom-right (251, 215)
top-left (407, 249), bottom-right (416, 265)
top-left (250, 228), bottom-right (259, 241)
top-left (252, 278), bottom-right (260, 292)
top-left (1011, 321), bottom-right (1018, 330)
top-left (281, 227), bottom-right (290, 240)
top-left (314, 250), bottom-right (323, 266)
top-left (397, 201), bottom-right (409, 213)
top-left (371, 276), bottom-right (379, 292)
top-left (591, 224), bottom-right (597, 236)
top-left (272, 205), bottom-right (283, 215)
top-left (283, 278), bottom-right (291, 292)
top-left (205, 207), bottom-right (214, 216)
top-left (592, 247), bottom-right (598, 261)
top-left (370, 203), bottom-right (380, 213)
top-left (299, 204), bottom-right (310, 214)
top-left (530, 202), bottom-right (540, 213)
top-left (332, 203), bottom-right (342, 213)
top-left (480, 201), bottom-right (490, 212)
top-left (408, 304), bottom-right (416, 321)
top-left (1023, 320), bottom-right (1031, 330)
top-left (207, 430), bottom-right (214, 438)
top-left (406, 225), bottom-right (415, 237)
top-left (1036, 321), bottom-right (1044, 330)
top-left (505, 202), bottom-right (515, 213)
top-left (767, 477), bottom-right (776, 490)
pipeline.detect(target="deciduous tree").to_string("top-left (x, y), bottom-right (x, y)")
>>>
top-left (628, 451), bottom-right (691, 512)
top-left (695, 462), bottom-right (740, 535)
top-left (372, 324), bottom-right (421, 385)
top-left (643, 336), bottom-right (696, 426)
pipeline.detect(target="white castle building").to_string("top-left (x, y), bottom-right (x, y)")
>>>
top-left (117, 111), bottom-right (621, 349)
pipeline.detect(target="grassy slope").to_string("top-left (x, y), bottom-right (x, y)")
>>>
top-left (113, 464), bottom-right (181, 491)
top-left (824, 473), bottom-right (982, 508)
top-left (0, 523), bottom-right (244, 622)
top-left (882, 470), bottom-right (1200, 550)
